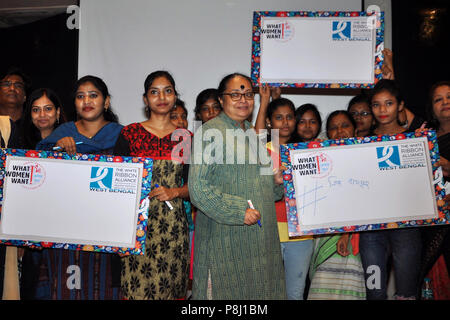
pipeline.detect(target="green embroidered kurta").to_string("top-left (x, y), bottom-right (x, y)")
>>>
top-left (188, 112), bottom-right (286, 300)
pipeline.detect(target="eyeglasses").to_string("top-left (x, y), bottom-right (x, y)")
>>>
top-left (222, 92), bottom-right (255, 101)
top-left (349, 111), bottom-right (372, 117)
top-left (0, 81), bottom-right (25, 90)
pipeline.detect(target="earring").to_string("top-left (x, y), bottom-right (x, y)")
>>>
top-left (266, 123), bottom-right (272, 128)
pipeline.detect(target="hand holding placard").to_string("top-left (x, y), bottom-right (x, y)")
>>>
top-left (154, 184), bottom-right (174, 210)
top-left (247, 200), bottom-right (262, 228)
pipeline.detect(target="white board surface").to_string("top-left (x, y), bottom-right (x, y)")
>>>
top-left (289, 137), bottom-right (438, 233)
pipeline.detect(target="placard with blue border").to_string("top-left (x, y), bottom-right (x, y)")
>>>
top-left (280, 130), bottom-right (449, 237)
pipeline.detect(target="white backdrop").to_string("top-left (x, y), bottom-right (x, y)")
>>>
top-left (78, 0), bottom-right (390, 133)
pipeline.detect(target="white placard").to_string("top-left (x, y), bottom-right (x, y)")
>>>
top-left (259, 15), bottom-right (377, 84)
top-left (0, 156), bottom-right (143, 248)
top-left (289, 137), bottom-right (438, 233)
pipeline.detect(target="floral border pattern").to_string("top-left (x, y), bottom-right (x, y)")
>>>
top-left (251, 11), bottom-right (384, 88)
top-left (0, 149), bottom-right (153, 255)
top-left (279, 130), bottom-right (448, 236)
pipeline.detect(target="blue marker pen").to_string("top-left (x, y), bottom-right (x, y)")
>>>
top-left (154, 184), bottom-right (174, 210)
top-left (247, 199), bottom-right (262, 228)
top-left (53, 141), bottom-right (83, 151)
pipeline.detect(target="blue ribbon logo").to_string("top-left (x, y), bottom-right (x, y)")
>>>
top-left (90, 167), bottom-right (113, 189)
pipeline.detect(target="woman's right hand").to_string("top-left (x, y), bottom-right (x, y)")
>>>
top-left (244, 208), bottom-right (261, 226)
top-left (55, 137), bottom-right (77, 154)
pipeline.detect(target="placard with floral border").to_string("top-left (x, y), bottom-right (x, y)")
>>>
top-left (0, 148), bottom-right (153, 256)
top-left (279, 130), bottom-right (448, 237)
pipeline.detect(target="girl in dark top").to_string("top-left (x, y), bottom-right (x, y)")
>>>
top-left (369, 80), bottom-right (407, 136)
top-left (308, 110), bottom-right (366, 300)
top-left (359, 79), bottom-right (422, 300)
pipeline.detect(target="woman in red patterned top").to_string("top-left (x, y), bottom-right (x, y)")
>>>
top-left (114, 71), bottom-right (191, 300)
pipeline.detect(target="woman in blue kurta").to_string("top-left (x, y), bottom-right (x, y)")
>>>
top-left (37, 121), bottom-right (121, 154)
top-left (188, 73), bottom-right (286, 299)
top-left (34, 75), bottom-right (123, 299)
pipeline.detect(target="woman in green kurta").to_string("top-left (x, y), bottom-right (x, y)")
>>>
top-left (188, 73), bottom-right (287, 299)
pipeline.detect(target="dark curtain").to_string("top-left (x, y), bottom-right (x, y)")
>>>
top-left (392, 0), bottom-right (450, 119)
top-left (0, 13), bottom-right (78, 121)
